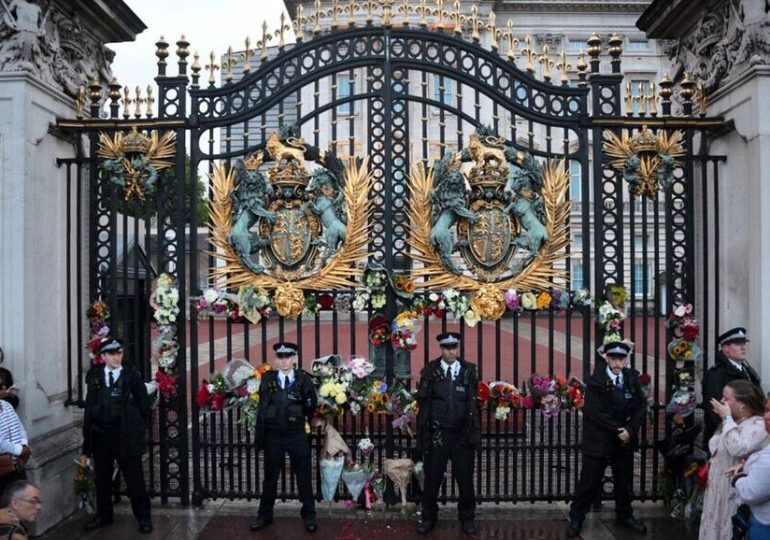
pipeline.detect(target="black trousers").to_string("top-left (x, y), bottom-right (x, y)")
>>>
top-left (258, 430), bottom-right (315, 520)
top-left (421, 428), bottom-right (475, 523)
top-left (93, 428), bottom-right (151, 523)
top-left (569, 448), bottom-right (633, 523)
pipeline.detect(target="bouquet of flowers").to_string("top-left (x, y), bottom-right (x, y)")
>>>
top-left (150, 273), bottom-right (180, 326)
top-left (413, 292), bottom-right (447, 318)
top-left (667, 301), bottom-right (701, 362)
top-left (236, 285), bottom-right (272, 324)
top-left (527, 374), bottom-right (555, 398)
top-left (597, 300), bottom-right (626, 342)
top-left (504, 289), bottom-right (520, 312)
top-left (86, 298), bottom-right (111, 365)
top-left (639, 373), bottom-right (652, 399)
top-left (606, 284), bottom-right (628, 307)
top-left (488, 381), bottom-right (524, 421)
top-left (549, 289), bottom-right (571, 311)
top-left (362, 380), bottom-right (389, 414)
top-left (520, 291), bottom-right (538, 310)
top-left (311, 355), bottom-right (357, 422)
top-left (442, 288), bottom-right (470, 317)
top-left (558, 376), bottom-right (586, 410)
top-left (193, 288), bottom-right (240, 319)
top-left (73, 456), bottom-right (96, 513)
top-left (391, 311), bottom-right (419, 351)
top-left (196, 373), bottom-right (229, 412)
top-left (666, 389), bottom-right (697, 417)
top-left (571, 288), bottom-right (592, 306)
top-left (342, 438), bottom-right (376, 501)
top-left (302, 293), bottom-right (321, 316)
top-left (391, 275), bottom-right (416, 297)
top-left (368, 314), bottom-right (390, 346)
top-left (387, 381), bottom-right (417, 434)
top-left (668, 338), bottom-right (701, 362)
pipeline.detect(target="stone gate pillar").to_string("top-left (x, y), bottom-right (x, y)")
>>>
top-left (639, 0), bottom-right (770, 384)
top-left (0, 0), bottom-right (144, 532)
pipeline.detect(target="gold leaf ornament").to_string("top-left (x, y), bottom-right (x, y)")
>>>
top-left (274, 283), bottom-right (305, 319)
top-left (469, 285), bottom-right (507, 321)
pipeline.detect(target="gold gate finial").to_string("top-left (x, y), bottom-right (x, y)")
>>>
top-left (329, 0), bottom-right (341, 28)
top-left (625, 82), bottom-right (634, 115)
top-left (487, 12), bottom-right (499, 50)
top-left (468, 5), bottom-right (483, 42)
top-left (450, 0), bottom-right (463, 35)
top-left (346, 0), bottom-right (357, 26)
top-left (259, 21), bottom-right (272, 59)
top-left (557, 50), bottom-right (572, 85)
top-left (522, 36), bottom-right (536, 74)
top-left (241, 37), bottom-right (254, 74)
top-left (415, 0), bottom-right (429, 26)
top-left (648, 82), bottom-right (658, 116)
top-left (293, 5), bottom-right (305, 41)
top-left (539, 44), bottom-right (554, 82)
top-left (275, 11), bottom-right (290, 48)
top-left (223, 46), bottom-right (237, 83)
top-left (381, 0), bottom-right (395, 26)
top-left (313, 0), bottom-right (323, 33)
top-left (133, 86), bottom-right (145, 119)
top-left (205, 51), bottom-right (220, 86)
top-left (502, 20), bottom-right (518, 61)
top-left (122, 86), bottom-right (132, 118)
top-left (363, 1), bottom-right (377, 23)
top-left (145, 86), bottom-right (154, 118)
top-left (434, 0), bottom-right (446, 29)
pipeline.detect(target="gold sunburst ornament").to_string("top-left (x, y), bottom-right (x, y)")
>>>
top-left (406, 131), bottom-right (571, 303)
top-left (208, 149), bottom-right (373, 318)
top-left (97, 128), bottom-right (177, 201)
top-left (602, 126), bottom-right (685, 200)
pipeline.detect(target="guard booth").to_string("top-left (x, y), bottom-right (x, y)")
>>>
top-left (56, 2), bottom-right (726, 506)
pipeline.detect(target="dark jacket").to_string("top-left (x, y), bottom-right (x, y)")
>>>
top-left (581, 367), bottom-right (646, 458)
top-left (415, 358), bottom-right (481, 459)
top-left (702, 351), bottom-right (761, 447)
top-left (0, 367), bottom-right (19, 409)
top-left (255, 369), bottom-right (316, 449)
top-left (82, 363), bottom-right (150, 458)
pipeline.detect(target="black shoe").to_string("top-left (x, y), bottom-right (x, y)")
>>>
top-left (416, 520), bottom-right (435, 535)
top-left (139, 520), bottom-right (153, 534)
top-left (250, 516), bottom-right (273, 532)
top-left (304, 517), bottom-right (317, 532)
top-left (616, 516), bottom-right (647, 534)
top-left (83, 517), bottom-right (113, 531)
top-left (461, 520), bottom-right (477, 535)
top-left (566, 518), bottom-right (582, 537)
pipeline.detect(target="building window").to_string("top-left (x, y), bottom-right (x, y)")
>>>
top-left (573, 234), bottom-right (583, 248)
top-left (569, 160), bottom-right (582, 201)
top-left (630, 79), bottom-right (650, 115)
top-left (336, 75), bottom-right (356, 115)
top-left (627, 40), bottom-right (650, 51)
top-left (571, 261), bottom-right (584, 289)
top-left (566, 39), bottom-right (585, 52)
top-left (432, 74), bottom-right (453, 105)
top-left (634, 264), bottom-right (649, 293)
top-left (634, 234), bottom-right (646, 250)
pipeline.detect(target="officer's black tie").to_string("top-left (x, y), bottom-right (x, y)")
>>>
top-left (108, 370), bottom-right (115, 388)
top-left (615, 376), bottom-right (622, 389)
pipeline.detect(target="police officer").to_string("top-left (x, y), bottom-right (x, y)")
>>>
top-left (702, 327), bottom-right (761, 449)
top-left (415, 332), bottom-right (480, 536)
top-left (251, 342), bottom-right (318, 533)
top-left (567, 341), bottom-right (647, 537)
top-left (82, 338), bottom-right (152, 534)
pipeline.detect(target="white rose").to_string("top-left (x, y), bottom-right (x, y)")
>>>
top-left (203, 289), bottom-right (219, 304)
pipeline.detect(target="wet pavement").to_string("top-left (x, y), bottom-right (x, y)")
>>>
top-left (37, 499), bottom-right (700, 540)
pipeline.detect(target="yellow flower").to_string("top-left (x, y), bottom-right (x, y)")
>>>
top-left (536, 292), bottom-right (552, 310)
top-left (334, 392), bottom-right (347, 405)
top-left (521, 292), bottom-right (537, 310)
top-left (464, 308), bottom-right (481, 328)
top-left (250, 392), bottom-right (260, 402)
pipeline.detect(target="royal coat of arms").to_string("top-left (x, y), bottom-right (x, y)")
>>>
top-left (407, 127), bottom-right (571, 297)
top-left (209, 125), bottom-right (372, 317)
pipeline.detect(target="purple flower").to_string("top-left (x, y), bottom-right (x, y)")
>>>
top-left (505, 289), bottom-right (520, 311)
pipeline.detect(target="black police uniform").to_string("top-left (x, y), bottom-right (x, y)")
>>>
top-left (702, 330), bottom-right (761, 450)
top-left (82, 359), bottom-right (151, 530)
top-left (415, 351), bottom-right (480, 535)
top-left (568, 362), bottom-right (646, 536)
top-left (254, 367), bottom-right (317, 527)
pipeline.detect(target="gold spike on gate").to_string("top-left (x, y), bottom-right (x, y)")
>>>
top-left (502, 20), bottom-right (518, 61)
top-left (240, 37), bottom-right (254, 75)
top-left (539, 44), bottom-right (555, 82)
top-left (145, 86), bottom-right (154, 118)
top-left (205, 51), bottom-right (220, 86)
top-left (557, 50), bottom-right (572, 85)
top-left (522, 36), bottom-right (536, 74)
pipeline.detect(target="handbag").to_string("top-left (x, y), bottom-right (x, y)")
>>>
top-left (0, 454), bottom-right (15, 478)
top-left (732, 503), bottom-right (751, 540)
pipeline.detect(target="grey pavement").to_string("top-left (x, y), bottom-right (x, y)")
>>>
top-left (37, 499), bottom-right (699, 540)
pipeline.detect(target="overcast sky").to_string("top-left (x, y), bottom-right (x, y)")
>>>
top-left (109, 0), bottom-right (290, 95)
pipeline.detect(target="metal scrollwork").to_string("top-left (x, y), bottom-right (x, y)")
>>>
top-left (408, 128), bottom-right (571, 292)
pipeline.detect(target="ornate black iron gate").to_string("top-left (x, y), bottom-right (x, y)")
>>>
top-left (57, 5), bottom-right (727, 506)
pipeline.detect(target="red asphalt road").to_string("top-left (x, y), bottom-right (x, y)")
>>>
top-left (177, 316), bottom-right (667, 396)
